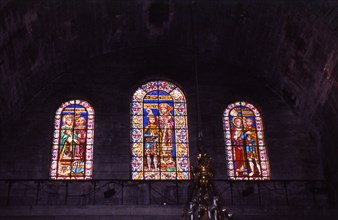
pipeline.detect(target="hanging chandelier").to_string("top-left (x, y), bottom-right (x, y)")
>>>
top-left (183, 143), bottom-right (233, 220)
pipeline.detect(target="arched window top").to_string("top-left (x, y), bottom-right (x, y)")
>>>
top-left (131, 80), bottom-right (190, 180)
top-left (224, 101), bottom-right (261, 118)
top-left (55, 100), bottom-right (95, 115)
top-left (132, 80), bottom-right (186, 103)
top-left (224, 101), bottom-right (270, 180)
top-left (50, 100), bottom-right (94, 180)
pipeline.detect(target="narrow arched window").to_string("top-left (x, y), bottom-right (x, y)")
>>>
top-left (131, 81), bottom-right (190, 180)
top-left (50, 100), bottom-right (94, 180)
top-left (224, 101), bottom-right (270, 180)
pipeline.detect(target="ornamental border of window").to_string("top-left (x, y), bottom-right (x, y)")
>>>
top-left (223, 101), bottom-right (270, 180)
top-left (130, 80), bottom-right (190, 180)
top-left (50, 100), bottom-right (94, 180)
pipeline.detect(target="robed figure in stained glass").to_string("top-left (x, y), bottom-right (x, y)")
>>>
top-left (158, 102), bottom-right (176, 172)
top-left (50, 100), bottom-right (94, 180)
top-left (59, 114), bottom-right (79, 161)
top-left (224, 101), bottom-right (270, 180)
top-left (159, 103), bottom-right (174, 150)
top-left (131, 80), bottom-right (190, 180)
top-left (159, 103), bottom-right (176, 172)
top-left (74, 116), bottom-right (87, 160)
top-left (58, 114), bottom-right (80, 176)
top-left (231, 116), bottom-right (246, 175)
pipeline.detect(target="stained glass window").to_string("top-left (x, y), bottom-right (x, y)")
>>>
top-left (223, 101), bottom-right (270, 180)
top-left (50, 100), bottom-right (94, 180)
top-left (131, 81), bottom-right (190, 180)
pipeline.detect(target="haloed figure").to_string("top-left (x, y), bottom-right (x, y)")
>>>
top-left (144, 109), bottom-right (162, 171)
top-left (59, 114), bottom-right (79, 159)
top-left (244, 117), bottom-right (254, 130)
top-left (231, 117), bottom-right (246, 174)
top-left (74, 116), bottom-right (87, 160)
top-left (158, 103), bottom-right (174, 153)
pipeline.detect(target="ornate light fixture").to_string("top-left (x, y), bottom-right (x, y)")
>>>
top-left (183, 141), bottom-right (233, 220)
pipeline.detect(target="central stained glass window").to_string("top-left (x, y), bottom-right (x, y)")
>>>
top-left (131, 80), bottom-right (190, 180)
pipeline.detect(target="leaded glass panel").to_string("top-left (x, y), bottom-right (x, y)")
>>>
top-left (131, 81), bottom-right (190, 180)
top-left (223, 101), bottom-right (270, 180)
top-left (50, 100), bottom-right (94, 180)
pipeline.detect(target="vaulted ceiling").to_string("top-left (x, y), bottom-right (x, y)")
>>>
top-left (0, 0), bottom-right (337, 136)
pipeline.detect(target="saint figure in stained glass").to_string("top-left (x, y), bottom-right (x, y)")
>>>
top-left (144, 108), bottom-right (161, 171)
top-left (131, 81), bottom-right (190, 180)
top-left (50, 100), bottom-right (94, 180)
top-left (224, 101), bottom-right (270, 180)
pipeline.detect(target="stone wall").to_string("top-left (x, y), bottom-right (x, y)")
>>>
top-left (2, 0), bottom-right (336, 140)
top-left (0, 0), bottom-right (337, 219)
top-left (247, 1), bottom-right (338, 201)
top-left (0, 49), bottom-right (322, 181)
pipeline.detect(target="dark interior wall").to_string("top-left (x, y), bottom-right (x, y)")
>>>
top-left (3, 0), bottom-right (334, 136)
top-left (0, 49), bottom-right (322, 182)
top-left (245, 2), bottom-right (338, 197)
top-left (0, 0), bottom-right (337, 199)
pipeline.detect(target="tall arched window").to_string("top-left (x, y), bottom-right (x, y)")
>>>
top-left (131, 80), bottom-right (190, 180)
top-left (223, 101), bottom-right (270, 180)
top-left (50, 100), bottom-right (94, 180)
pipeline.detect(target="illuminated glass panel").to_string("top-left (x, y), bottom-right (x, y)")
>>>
top-left (223, 101), bottom-right (270, 180)
top-left (50, 100), bottom-right (94, 180)
top-left (131, 81), bottom-right (190, 180)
